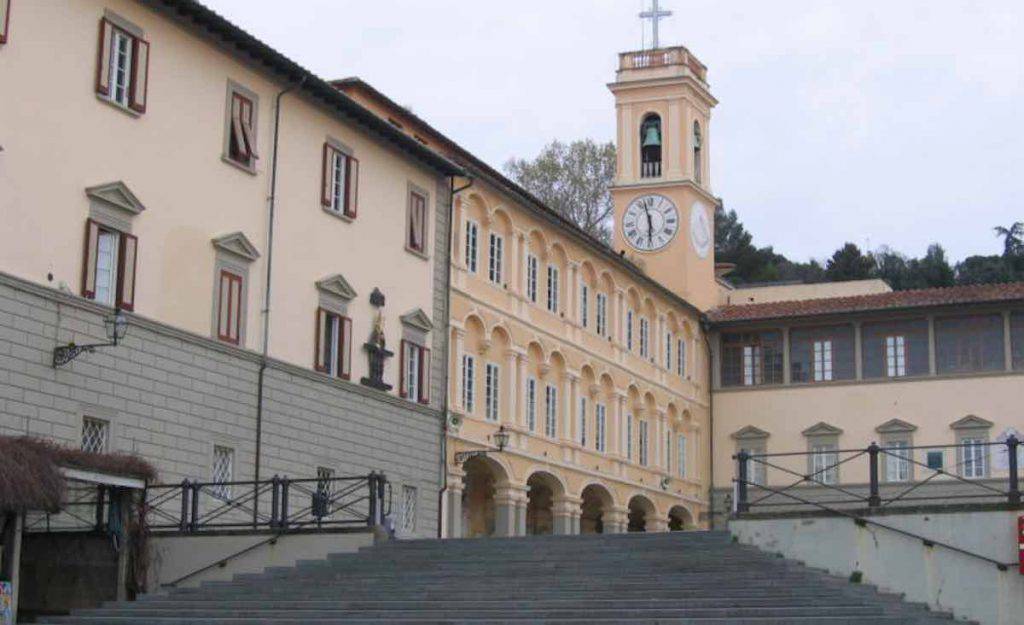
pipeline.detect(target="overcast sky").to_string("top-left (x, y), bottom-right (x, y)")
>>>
top-left (203, 0), bottom-right (1023, 264)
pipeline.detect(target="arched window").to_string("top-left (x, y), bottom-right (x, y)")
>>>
top-left (692, 121), bottom-right (703, 185)
top-left (640, 114), bottom-right (662, 178)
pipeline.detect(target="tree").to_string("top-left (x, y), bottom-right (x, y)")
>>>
top-left (956, 255), bottom-right (1014, 285)
top-left (825, 243), bottom-right (876, 281)
top-left (906, 243), bottom-right (955, 288)
top-left (871, 246), bottom-right (912, 290)
top-left (994, 222), bottom-right (1024, 257)
top-left (505, 139), bottom-right (617, 242)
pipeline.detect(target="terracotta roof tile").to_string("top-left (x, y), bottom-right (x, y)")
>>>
top-left (708, 282), bottom-right (1024, 323)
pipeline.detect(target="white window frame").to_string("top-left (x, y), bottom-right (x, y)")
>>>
top-left (547, 265), bottom-right (560, 313)
top-left (884, 440), bottom-right (911, 482)
top-left (811, 444), bottom-right (839, 485)
top-left (677, 434), bottom-right (687, 478)
top-left (81, 417), bottom-right (110, 454)
top-left (595, 403), bottom-right (606, 452)
top-left (961, 437), bottom-right (988, 479)
top-left (327, 149), bottom-right (349, 215)
top-left (526, 254), bottom-right (538, 303)
top-left (464, 220), bottom-right (479, 273)
top-left (488, 233), bottom-right (504, 284)
top-left (742, 345), bottom-right (760, 386)
top-left (401, 485), bottom-right (417, 534)
top-left (639, 317), bottom-right (650, 358)
top-left (404, 341), bottom-right (421, 401)
top-left (677, 338), bottom-right (686, 377)
top-left (813, 339), bottom-right (834, 382)
top-left (94, 228), bottom-right (121, 307)
top-left (461, 354), bottom-right (475, 413)
top-left (596, 293), bottom-right (608, 336)
top-left (545, 384), bottom-right (558, 438)
top-left (626, 310), bottom-right (634, 351)
top-left (580, 283), bottom-right (589, 328)
top-left (109, 29), bottom-right (134, 107)
top-left (211, 445), bottom-right (235, 500)
top-left (885, 335), bottom-right (907, 378)
top-left (484, 362), bottom-right (500, 422)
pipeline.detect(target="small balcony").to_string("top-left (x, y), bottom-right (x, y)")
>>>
top-left (618, 46), bottom-right (708, 84)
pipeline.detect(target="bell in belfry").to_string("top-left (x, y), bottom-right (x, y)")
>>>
top-left (642, 121), bottom-right (662, 147)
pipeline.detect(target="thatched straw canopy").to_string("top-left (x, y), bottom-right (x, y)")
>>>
top-left (0, 436), bottom-right (157, 513)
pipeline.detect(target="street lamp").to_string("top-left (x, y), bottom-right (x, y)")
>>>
top-left (454, 425), bottom-right (510, 464)
top-left (53, 309), bottom-right (129, 367)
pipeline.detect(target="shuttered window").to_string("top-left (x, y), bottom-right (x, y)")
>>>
top-left (400, 340), bottom-right (431, 404)
top-left (227, 91), bottom-right (258, 167)
top-left (321, 144), bottom-right (358, 218)
top-left (407, 191), bottom-right (428, 253)
top-left (81, 220), bottom-right (138, 311)
top-left (314, 308), bottom-right (352, 380)
top-left (216, 270), bottom-right (243, 345)
top-left (95, 17), bottom-right (150, 113)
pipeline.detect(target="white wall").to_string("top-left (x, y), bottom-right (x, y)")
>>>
top-left (732, 510), bottom-right (1023, 625)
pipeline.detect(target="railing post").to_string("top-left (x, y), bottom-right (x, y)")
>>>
top-left (367, 472), bottom-right (378, 527)
top-left (189, 482), bottom-right (199, 533)
top-left (736, 452), bottom-right (750, 514)
top-left (1008, 436), bottom-right (1020, 506)
top-left (179, 480), bottom-right (190, 532)
top-left (270, 475), bottom-right (280, 529)
top-left (377, 473), bottom-right (387, 525)
top-left (280, 478), bottom-right (290, 530)
top-left (95, 485), bottom-right (106, 532)
top-left (867, 442), bottom-right (881, 508)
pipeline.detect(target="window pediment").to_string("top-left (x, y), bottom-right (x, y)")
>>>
top-left (802, 421), bottom-right (843, 437)
top-left (316, 274), bottom-right (357, 301)
top-left (731, 425), bottom-right (770, 441)
top-left (212, 232), bottom-right (260, 262)
top-left (400, 308), bottom-right (433, 333)
top-left (85, 181), bottom-right (146, 216)
top-left (950, 415), bottom-right (994, 430)
top-left (875, 418), bottom-right (917, 434)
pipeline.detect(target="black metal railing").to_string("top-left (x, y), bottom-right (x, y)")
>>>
top-left (144, 472), bottom-right (390, 533)
top-left (734, 436), bottom-right (1020, 515)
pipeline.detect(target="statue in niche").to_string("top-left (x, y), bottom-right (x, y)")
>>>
top-left (361, 288), bottom-right (393, 392)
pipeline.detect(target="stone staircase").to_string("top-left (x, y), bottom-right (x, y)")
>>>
top-left (43, 531), bottom-right (965, 624)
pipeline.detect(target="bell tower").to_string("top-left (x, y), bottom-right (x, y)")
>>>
top-left (608, 9), bottom-right (719, 310)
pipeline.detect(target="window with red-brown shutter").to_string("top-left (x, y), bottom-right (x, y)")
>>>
top-left (314, 308), bottom-right (352, 379)
top-left (406, 191), bottom-right (428, 253)
top-left (321, 143), bottom-right (358, 218)
top-left (95, 16), bottom-right (149, 113)
top-left (228, 91), bottom-right (258, 167)
top-left (216, 270), bottom-right (243, 345)
top-left (399, 340), bottom-right (430, 403)
top-left (81, 220), bottom-right (138, 311)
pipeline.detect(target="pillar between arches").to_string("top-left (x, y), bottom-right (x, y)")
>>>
top-left (605, 506), bottom-right (629, 534)
top-left (494, 486), bottom-right (527, 537)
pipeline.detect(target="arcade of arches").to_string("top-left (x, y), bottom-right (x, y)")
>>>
top-left (448, 455), bottom-right (696, 538)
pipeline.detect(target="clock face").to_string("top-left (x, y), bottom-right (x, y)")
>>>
top-left (622, 194), bottom-right (679, 252)
top-left (690, 201), bottom-right (712, 259)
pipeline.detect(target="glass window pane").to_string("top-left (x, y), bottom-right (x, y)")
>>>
top-left (935, 315), bottom-right (1004, 374)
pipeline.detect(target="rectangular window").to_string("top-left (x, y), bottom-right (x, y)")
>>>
top-left (813, 340), bottom-right (834, 382)
top-left (227, 91), bottom-right (258, 167)
top-left (885, 335), bottom-right (907, 377)
top-left (740, 446), bottom-right (767, 486)
top-left (638, 420), bottom-right (649, 466)
top-left (677, 338), bottom-right (687, 377)
top-left (626, 310), bottom-right (634, 351)
top-left (580, 283), bottom-right (589, 328)
top-left (95, 17), bottom-right (150, 113)
top-left (461, 354), bottom-right (475, 413)
top-left (314, 308), bottom-right (352, 380)
top-left (884, 440), bottom-right (911, 482)
top-left (639, 318), bottom-right (650, 358)
top-left (811, 444), bottom-right (839, 485)
top-left (544, 385), bottom-right (557, 438)
top-left (81, 220), bottom-right (138, 310)
top-left (935, 314), bottom-right (1006, 374)
top-left (595, 403), bottom-right (606, 452)
top-left (526, 377), bottom-right (537, 431)
top-left (81, 417), bottom-right (109, 454)
top-left (862, 319), bottom-right (928, 379)
top-left (547, 265), bottom-right (560, 313)
top-left (790, 326), bottom-right (854, 383)
top-left (665, 333), bottom-right (673, 369)
top-left (401, 485), bottom-right (417, 534)
top-left (321, 144), bottom-right (358, 218)
top-left (578, 396), bottom-right (587, 446)
top-left (526, 255), bottom-right (538, 302)
top-left (677, 434), bottom-right (687, 478)
top-left (465, 221), bottom-right (479, 273)
top-left (485, 363), bottom-right (500, 422)
top-left (211, 445), bottom-right (234, 500)
top-left (1011, 312), bottom-right (1024, 370)
top-left (407, 191), bottom-right (428, 254)
top-left (1, 0), bottom-right (10, 45)
top-left (488, 234), bottom-right (504, 284)
top-left (216, 270), bottom-right (243, 345)
top-left (722, 331), bottom-right (784, 387)
top-left (960, 438), bottom-right (987, 479)
top-left (626, 414), bottom-right (634, 460)
top-left (400, 340), bottom-right (431, 404)
top-left (665, 431), bottom-right (671, 473)
top-left (596, 293), bottom-right (608, 336)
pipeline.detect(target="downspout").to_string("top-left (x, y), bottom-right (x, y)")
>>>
top-left (254, 74), bottom-right (308, 524)
top-left (438, 176), bottom-right (474, 538)
top-left (701, 317), bottom-right (715, 530)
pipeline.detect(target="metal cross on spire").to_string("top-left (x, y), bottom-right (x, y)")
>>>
top-left (640, 0), bottom-right (673, 50)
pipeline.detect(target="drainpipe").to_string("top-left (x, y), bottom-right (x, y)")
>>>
top-left (253, 74), bottom-right (308, 525)
top-left (701, 317), bottom-right (715, 530)
top-left (437, 175), bottom-right (474, 538)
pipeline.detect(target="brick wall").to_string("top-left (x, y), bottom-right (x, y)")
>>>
top-left (0, 272), bottom-right (442, 537)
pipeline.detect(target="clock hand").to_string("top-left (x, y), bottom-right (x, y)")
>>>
top-left (646, 211), bottom-right (653, 246)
